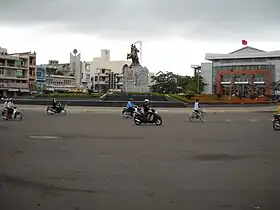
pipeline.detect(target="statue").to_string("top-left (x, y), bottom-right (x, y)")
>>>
top-left (127, 44), bottom-right (140, 66)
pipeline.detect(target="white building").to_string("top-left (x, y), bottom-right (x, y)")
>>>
top-left (91, 49), bottom-right (131, 74)
top-left (81, 61), bottom-right (92, 89)
top-left (200, 46), bottom-right (280, 96)
top-left (70, 49), bottom-right (82, 88)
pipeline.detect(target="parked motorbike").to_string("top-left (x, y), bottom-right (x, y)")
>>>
top-left (133, 108), bottom-right (162, 126)
top-left (46, 103), bottom-right (67, 115)
top-left (272, 114), bottom-right (280, 130)
top-left (122, 106), bottom-right (137, 119)
top-left (2, 107), bottom-right (23, 121)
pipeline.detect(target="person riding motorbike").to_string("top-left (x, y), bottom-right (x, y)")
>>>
top-left (7, 98), bottom-right (16, 119)
top-left (3, 98), bottom-right (9, 119)
top-left (51, 98), bottom-right (61, 113)
top-left (143, 99), bottom-right (152, 120)
top-left (126, 98), bottom-right (137, 114)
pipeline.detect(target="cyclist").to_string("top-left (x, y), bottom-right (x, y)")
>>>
top-left (194, 99), bottom-right (201, 119)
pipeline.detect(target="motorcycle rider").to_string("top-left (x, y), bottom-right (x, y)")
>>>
top-left (51, 98), bottom-right (61, 113)
top-left (7, 98), bottom-right (16, 119)
top-left (126, 98), bottom-right (137, 114)
top-left (3, 98), bottom-right (9, 119)
top-left (143, 99), bottom-right (152, 120)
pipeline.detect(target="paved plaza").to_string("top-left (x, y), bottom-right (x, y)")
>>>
top-left (0, 110), bottom-right (279, 210)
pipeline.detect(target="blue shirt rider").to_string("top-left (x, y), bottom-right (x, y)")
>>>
top-left (126, 98), bottom-right (136, 113)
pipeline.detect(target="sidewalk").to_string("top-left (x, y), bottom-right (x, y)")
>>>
top-left (19, 105), bottom-right (277, 114)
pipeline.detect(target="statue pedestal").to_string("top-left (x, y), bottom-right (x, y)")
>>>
top-left (122, 65), bottom-right (150, 93)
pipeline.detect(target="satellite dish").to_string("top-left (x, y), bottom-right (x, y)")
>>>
top-left (73, 49), bottom-right (78, 55)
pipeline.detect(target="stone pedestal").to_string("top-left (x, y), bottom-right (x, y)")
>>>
top-left (122, 64), bottom-right (150, 92)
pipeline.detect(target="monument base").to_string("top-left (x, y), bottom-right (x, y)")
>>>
top-left (122, 64), bottom-right (150, 93)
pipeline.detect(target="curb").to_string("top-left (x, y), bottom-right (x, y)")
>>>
top-left (251, 110), bottom-right (275, 113)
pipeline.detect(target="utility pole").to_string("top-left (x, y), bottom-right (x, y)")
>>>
top-left (191, 65), bottom-right (201, 94)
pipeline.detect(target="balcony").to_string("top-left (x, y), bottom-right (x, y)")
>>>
top-left (0, 82), bottom-right (29, 89)
top-left (29, 74), bottom-right (36, 80)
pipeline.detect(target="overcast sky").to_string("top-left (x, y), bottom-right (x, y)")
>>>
top-left (1, 0), bottom-right (280, 75)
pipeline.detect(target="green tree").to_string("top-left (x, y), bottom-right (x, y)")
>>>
top-left (150, 71), bottom-right (207, 94)
top-left (150, 71), bottom-right (180, 94)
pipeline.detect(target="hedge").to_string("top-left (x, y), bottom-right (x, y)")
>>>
top-left (35, 93), bottom-right (103, 98)
top-left (111, 92), bottom-right (164, 96)
top-left (168, 94), bottom-right (272, 104)
top-left (34, 92), bottom-right (164, 98)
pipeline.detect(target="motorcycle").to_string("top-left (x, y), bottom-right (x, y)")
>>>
top-left (133, 108), bottom-right (163, 126)
top-left (2, 107), bottom-right (23, 121)
top-left (46, 103), bottom-right (67, 115)
top-left (122, 106), bottom-right (137, 119)
top-left (272, 114), bottom-right (280, 130)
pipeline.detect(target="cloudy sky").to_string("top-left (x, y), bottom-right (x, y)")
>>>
top-left (1, 0), bottom-right (280, 75)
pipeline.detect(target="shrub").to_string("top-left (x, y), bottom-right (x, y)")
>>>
top-left (216, 93), bottom-right (222, 100)
top-left (35, 93), bottom-right (102, 98)
top-left (168, 94), bottom-right (192, 103)
top-left (111, 92), bottom-right (163, 96)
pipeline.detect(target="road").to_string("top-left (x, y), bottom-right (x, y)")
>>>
top-left (0, 111), bottom-right (279, 210)
top-left (18, 105), bottom-right (277, 113)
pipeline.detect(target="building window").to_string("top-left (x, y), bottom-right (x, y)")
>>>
top-left (37, 72), bottom-right (42, 77)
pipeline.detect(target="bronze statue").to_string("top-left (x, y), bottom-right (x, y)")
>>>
top-left (127, 44), bottom-right (140, 66)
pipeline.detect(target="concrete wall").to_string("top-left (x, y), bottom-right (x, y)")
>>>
top-left (70, 52), bottom-right (81, 88)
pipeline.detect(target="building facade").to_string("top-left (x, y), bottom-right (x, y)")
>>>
top-left (36, 67), bottom-right (46, 93)
top-left (0, 47), bottom-right (36, 97)
top-left (45, 74), bottom-right (75, 92)
top-left (91, 68), bottom-right (123, 93)
top-left (91, 49), bottom-right (131, 74)
top-left (201, 46), bottom-right (280, 96)
top-left (81, 61), bottom-right (92, 89)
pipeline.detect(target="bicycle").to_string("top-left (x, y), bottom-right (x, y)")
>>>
top-left (189, 108), bottom-right (207, 122)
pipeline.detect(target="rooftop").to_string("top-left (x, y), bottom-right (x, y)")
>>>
top-left (205, 46), bottom-right (280, 60)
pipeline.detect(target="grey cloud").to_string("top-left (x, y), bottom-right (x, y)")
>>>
top-left (0, 0), bottom-right (280, 41)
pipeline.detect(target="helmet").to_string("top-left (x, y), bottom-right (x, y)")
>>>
top-left (129, 98), bottom-right (133, 101)
top-left (144, 99), bottom-right (149, 103)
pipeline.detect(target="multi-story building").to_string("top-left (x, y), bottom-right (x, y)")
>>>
top-left (91, 49), bottom-right (131, 74)
top-left (81, 61), bottom-right (92, 89)
top-left (38, 60), bottom-right (76, 92)
top-left (91, 68), bottom-right (123, 93)
top-left (38, 60), bottom-right (72, 77)
top-left (36, 67), bottom-right (46, 93)
top-left (9, 51), bottom-right (36, 94)
top-left (0, 47), bottom-right (36, 97)
top-left (200, 46), bottom-right (280, 96)
top-left (45, 74), bottom-right (76, 92)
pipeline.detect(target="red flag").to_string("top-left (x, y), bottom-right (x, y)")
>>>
top-left (242, 40), bottom-right (247, 45)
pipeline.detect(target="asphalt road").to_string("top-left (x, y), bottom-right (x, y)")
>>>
top-left (0, 111), bottom-right (279, 210)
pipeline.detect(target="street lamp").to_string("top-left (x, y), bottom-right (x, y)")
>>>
top-left (191, 65), bottom-right (201, 94)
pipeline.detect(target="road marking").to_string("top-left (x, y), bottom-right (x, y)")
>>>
top-left (29, 136), bottom-right (60, 139)
top-left (248, 119), bottom-right (258, 122)
top-left (225, 119), bottom-right (233, 122)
